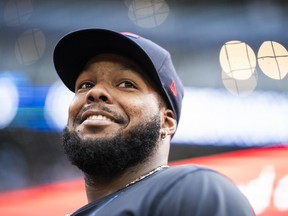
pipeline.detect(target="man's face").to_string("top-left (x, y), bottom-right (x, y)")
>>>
top-left (63, 54), bottom-right (165, 177)
top-left (68, 53), bottom-right (163, 140)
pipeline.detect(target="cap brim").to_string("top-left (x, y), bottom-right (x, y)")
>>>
top-left (53, 29), bottom-right (156, 92)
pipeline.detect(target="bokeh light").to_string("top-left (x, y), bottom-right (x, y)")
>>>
top-left (0, 73), bottom-right (19, 129)
top-left (219, 40), bottom-right (257, 80)
top-left (258, 41), bottom-right (288, 80)
top-left (222, 69), bottom-right (258, 97)
top-left (4, 0), bottom-right (33, 26)
top-left (44, 80), bottom-right (74, 131)
top-left (126, 0), bottom-right (169, 28)
top-left (15, 28), bottom-right (46, 65)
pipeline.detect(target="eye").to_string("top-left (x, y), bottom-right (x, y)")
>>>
top-left (77, 81), bottom-right (94, 90)
top-left (118, 80), bottom-right (136, 89)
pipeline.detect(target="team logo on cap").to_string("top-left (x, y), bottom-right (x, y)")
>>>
top-left (170, 81), bottom-right (177, 97)
top-left (121, 32), bottom-right (140, 39)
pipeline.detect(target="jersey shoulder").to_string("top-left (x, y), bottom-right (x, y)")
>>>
top-left (149, 165), bottom-right (255, 216)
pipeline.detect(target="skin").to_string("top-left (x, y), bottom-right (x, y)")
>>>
top-left (67, 53), bottom-right (177, 202)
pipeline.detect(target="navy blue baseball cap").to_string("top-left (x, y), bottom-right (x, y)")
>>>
top-left (53, 28), bottom-right (184, 124)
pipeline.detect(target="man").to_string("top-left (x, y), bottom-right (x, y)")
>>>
top-left (53, 28), bottom-right (255, 216)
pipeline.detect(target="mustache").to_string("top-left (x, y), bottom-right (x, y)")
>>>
top-left (74, 104), bottom-right (127, 124)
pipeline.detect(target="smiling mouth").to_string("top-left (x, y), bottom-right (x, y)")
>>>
top-left (77, 105), bottom-right (126, 126)
top-left (86, 115), bottom-right (114, 122)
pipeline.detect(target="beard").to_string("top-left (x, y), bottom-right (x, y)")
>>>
top-left (61, 115), bottom-right (161, 179)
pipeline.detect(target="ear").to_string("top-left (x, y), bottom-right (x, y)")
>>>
top-left (161, 108), bottom-right (177, 136)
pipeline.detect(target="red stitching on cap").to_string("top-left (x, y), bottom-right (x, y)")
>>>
top-left (170, 81), bottom-right (177, 97)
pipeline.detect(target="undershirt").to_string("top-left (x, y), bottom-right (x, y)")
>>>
top-left (70, 165), bottom-right (255, 216)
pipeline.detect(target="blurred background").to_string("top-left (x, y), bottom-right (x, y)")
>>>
top-left (0, 0), bottom-right (288, 215)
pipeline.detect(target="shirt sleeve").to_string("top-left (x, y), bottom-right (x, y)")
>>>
top-left (150, 168), bottom-right (255, 216)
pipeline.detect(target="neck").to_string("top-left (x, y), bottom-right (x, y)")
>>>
top-left (84, 137), bottom-right (171, 203)
top-left (84, 160), bottom-right (168, 203)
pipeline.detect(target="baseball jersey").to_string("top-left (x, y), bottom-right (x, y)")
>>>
top-left (70, 165), bottom-right (255, 216)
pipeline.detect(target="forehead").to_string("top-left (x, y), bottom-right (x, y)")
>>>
top-left (83, 53), bottom-right (155, 84)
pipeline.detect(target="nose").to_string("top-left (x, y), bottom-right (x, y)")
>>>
top-left (85, 83), bottom-right (113, 104)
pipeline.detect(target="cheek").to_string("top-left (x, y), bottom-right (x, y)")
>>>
top-left (67, 96), bottom-right (83, 126)
top-left (125, 95), bottom-right (160, 120)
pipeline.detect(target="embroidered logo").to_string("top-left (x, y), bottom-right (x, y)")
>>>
top-left (170, 81), bottom-right (177, 97)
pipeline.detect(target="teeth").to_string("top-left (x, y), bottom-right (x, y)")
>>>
top-left (87, 115), bottom-right (112, 121)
